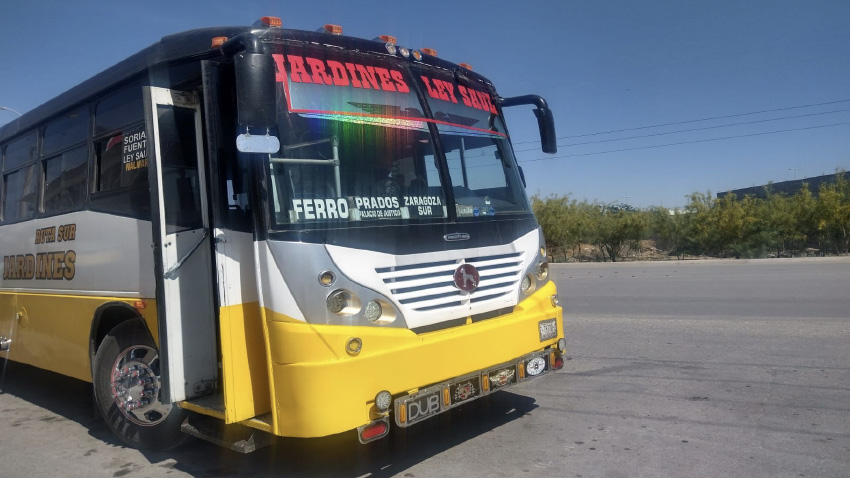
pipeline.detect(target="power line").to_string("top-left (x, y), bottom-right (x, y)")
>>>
top-left (511, 108), bottom-right (850, 153)
top-left (511, 98), bottom-right (850, 145)
top-left (517, 122), bottom-right (850, 164)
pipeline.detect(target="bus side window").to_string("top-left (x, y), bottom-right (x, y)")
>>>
top-left (41, 108), bottom-right (90, 215)
top-left (90, 85), bottom-right (151, 220)
top-left (43, 146), bottom-right (88, 214)
top-left (1, 132), bottom-right (38, 223)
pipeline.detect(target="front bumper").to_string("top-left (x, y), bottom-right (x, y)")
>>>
top-left (263, 281), bottom-right (563, 438)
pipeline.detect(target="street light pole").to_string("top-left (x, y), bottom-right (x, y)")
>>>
top-left (0, 106), bottom-right (23, 117)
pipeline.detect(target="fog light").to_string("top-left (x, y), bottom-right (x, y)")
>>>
top-left (318, 270), bottom-right (336, 287)
top-left (385, 42), bottom-right (397, 55)
top-left (364, 300), bottom-right (382, 322)
top-left (375, 390), bottom-right (392, 412)
top-left (398, 46), bottom-right (410, 58)
top-left (412, 50), bottom-right (422, 61)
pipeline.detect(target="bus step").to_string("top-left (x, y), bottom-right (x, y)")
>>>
top-left (181, 414), bottom-right (272, 453)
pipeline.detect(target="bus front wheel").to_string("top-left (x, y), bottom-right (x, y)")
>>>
top-left (93, 320), bottom-right (187, 450)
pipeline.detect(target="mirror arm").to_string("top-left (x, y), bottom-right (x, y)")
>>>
top-left (498, 94), bottom-right (557, 154)
top-left (498, 95), bottom-right (549, 110)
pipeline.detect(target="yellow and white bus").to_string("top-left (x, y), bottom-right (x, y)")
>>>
top-left (0, 17), bottom-right (564, 451)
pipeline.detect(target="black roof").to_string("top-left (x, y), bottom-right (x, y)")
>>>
top-left (0, 25), bottom-right (494, 145)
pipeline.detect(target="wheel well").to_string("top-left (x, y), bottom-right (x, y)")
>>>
top-left (89, 303), bottom-right (150, 370)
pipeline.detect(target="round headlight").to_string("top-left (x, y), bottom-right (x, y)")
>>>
top-left (521, 274), bottom-right (535, 294)
top-left (364, 300), bottom-right (382, 322)
top-left (535, 261), bottom-right (549, 281)
top-left (375, 390), bottom-right (392, 412)
top-left (327, 290), bottom-right (359, 315)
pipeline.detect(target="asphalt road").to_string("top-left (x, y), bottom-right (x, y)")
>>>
top-left (1, 257), bottom-right (848, 478)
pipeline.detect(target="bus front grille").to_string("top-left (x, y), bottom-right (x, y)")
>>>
top-left (375, 252), bottom-right (523, 312)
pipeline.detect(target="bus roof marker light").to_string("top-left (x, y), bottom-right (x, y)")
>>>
top-left (397, 46), bottom-right (410, 58)
top-left (320, 24), bottom-right (343, 35)
top-left (210, 37), bottom-right (228, 49)
top-left (385, 43), bottom-right (397, 55)
top-left (420, 48), bottom-right (438, 57)
top-left (376, 35), bottom-right (397, 44)
top-left (258, 16), bottom-right (282, 28)
top-left (411, 50), bottom-right (422, 61)
top-left (458, 63), bottom-right (473, 70)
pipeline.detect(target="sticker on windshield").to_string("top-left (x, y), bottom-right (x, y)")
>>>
top-left (352, 196), bottom-right (402, 219)
top-left (403, 196), bottom-right (444, 218)
top-left (291, 198), bottom-right (350, 221)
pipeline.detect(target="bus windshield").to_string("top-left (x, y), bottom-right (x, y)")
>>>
top-left (267, 43), bottom-right (530, 230)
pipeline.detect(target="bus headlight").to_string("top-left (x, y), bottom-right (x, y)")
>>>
top-left (363, 300), bottom-right (396, 325)
top-left (364, 300), bottom-right (382, 322)
top-left (327, 289), bottom-right (360, 316)
top-left (521, 274), bottom-right (536, 295)
top-left (535, 261), bottom-right (549, 281)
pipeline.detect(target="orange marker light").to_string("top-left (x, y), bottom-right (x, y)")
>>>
top-left (399, 403), bottom-right (407, 424)
top-left (443, 387), bottom-right (450, 406)
top-left (459, 62), bottom-right (473, 70)
top-left (482, 374), bottom-right (490, 392)
top-left (210, 37), bottom-right (228, 49)
top-left (378, 34), bottom-right (397, 44)
top-left (323, 24), bottom-right (343, 35)
top-left (133, 300), bottom-right (147, 310)
top-left (421, 47), bottom-right (438, 57)
top-left (260, 16), bottom-right (282, 28)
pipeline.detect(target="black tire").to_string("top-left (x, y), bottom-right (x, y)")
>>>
top-left (93, 320), bottom-right (188, 450)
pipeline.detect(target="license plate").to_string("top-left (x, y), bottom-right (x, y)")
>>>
top-left (539, 318), bottom-right (558, 341)
top-left (449, 376), bottom-right (481, 406)
top-left (401, 390), bottom-right (441, 425)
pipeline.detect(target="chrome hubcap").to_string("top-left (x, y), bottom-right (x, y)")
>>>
top-left (110, 345), bottom-right (171, 426)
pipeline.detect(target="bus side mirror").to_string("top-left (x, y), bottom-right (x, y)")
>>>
top-left (233, 51), bottom-right (277, 128)
top-left (221, 33), bottom-right (279, 153)
top-left (499, 95), bottom-right (557, 154)
top-left (533, 106), bottom-right (557, 154)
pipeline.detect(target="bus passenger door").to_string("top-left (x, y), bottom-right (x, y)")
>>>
top-left (144, 87), bottom-right (217, 403)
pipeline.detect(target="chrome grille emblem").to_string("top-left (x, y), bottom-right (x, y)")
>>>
top-left (453, 264), bottom-right (480, 292)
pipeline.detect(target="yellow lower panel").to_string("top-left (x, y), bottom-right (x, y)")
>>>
top-left (265, 282), bottom-right (563, 438)
top-left (0, 292), bottom-right (157, 382)
top-left (219, 302), bottom-right (271, 423)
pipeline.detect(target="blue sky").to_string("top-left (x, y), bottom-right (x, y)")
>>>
top-left (1, 0), bottom-right (848, 208)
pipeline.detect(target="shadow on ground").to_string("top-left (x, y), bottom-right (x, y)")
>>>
top-left (1, 359), bottom-right (537, 477)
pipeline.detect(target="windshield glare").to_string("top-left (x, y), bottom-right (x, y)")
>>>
top-left (267, 43), bottom-right (530, 229)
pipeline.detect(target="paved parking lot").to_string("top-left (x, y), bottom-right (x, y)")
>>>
top-left (1, 257), bottom-right (848, 477)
